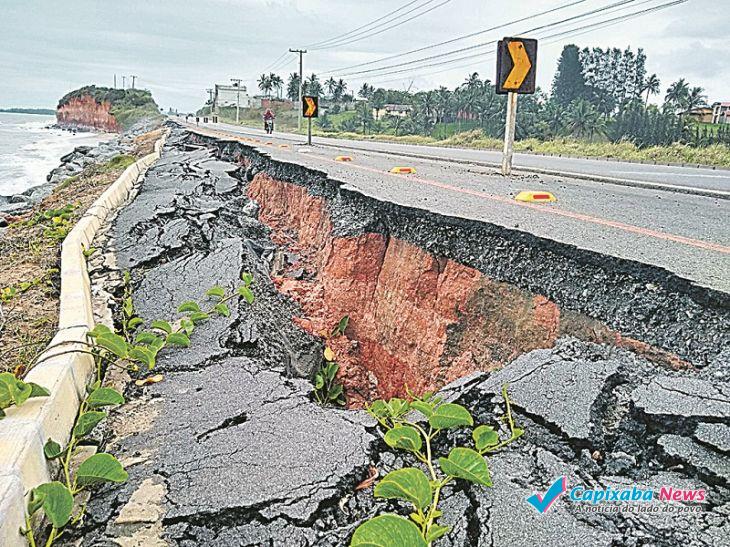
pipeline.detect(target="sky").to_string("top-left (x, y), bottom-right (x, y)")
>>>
top-left (0, 0), bottom-right (727, 112)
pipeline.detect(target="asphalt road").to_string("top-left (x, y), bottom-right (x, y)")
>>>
top-left (201, 120), bottom-right (730, 197)
top-left (184, 122), bottom-right (730, 293)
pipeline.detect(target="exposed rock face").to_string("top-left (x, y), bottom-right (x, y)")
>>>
top-left (56, 95), bottom-right (120, 132)
top-left (247, 174), bottom-right (694, 406)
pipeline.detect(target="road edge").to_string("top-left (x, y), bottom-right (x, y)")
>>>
top-left (0, 132), bottom-right (167, 546)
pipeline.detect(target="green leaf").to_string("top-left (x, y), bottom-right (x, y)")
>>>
top-left (214, 303), bottom-right (230, 317)
top-left (351, 514), bottom-right (427, 547)
top-left (241, 272), bottom-right (253, 286)
top-left (166, 332), bottom-right (191, 347)
top-left (28, 382), bottom-right (50, 399)
top-left (30, 482), bottom-right (74, 528)
top-left (123, 297), bottom-right (134, 318)
top-left (127, 317), bottom-right (144, 330)
top-left (428, 403), bottom-right (474, 430)
top-left (76, 453), bottom-right (128, 486)
top-left (0, 373), bottom-right (33, 407)
top-left (513, 427), bottom-right (525, 439)
top-left (410, 400), bottom-right (435, 418)
top-left (314, 374), bottom-right (324, 390)
top-left (189, 311), bottom-right (210, 324)
top-left (86, 380), bottom-right (101, 394)
top-left (473, 425), bottom-right (500, 452)
top-left (87, 324), bottom-right (112, 339)
top-left (328, 384), bottom-right (343, 400)
top-left (134, 331), bottom-right (163, 346)
top-left (384, 425), bottom-right (422, 452)
top-left (325, 362), bottom-right (339, 381)
top-left (366, 400), bottom-right (389, 420)
top-left (374, 468), bottom-right (432, 510)
top-left (206, 286), bottom-right (226, 300)
top-left (43, 439), bottom-right (64, 460)
top-left (94, 332), bottom-right (129, 359)
top-left (150, 320), bottom-right (172, 334)
top-left (73, 411), bottom-right (107, 438)
top-left (180, 318), bottom-right (195, 335)
top-left (438, 447), bottom-right (492, 487)
top-left (425, 524), bottom-right (451, 543)
top-left (237, 285), bottom-right (254, 304)
top-left (129, 346), bottom-right (156, 370)
top-left (331, 315), bottom-right (349, 337)
top-left (177, 301), bottom-right (201, 313)
top-left (86, 387), bottom-right (125, 409)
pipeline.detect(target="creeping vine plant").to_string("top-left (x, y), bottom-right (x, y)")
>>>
top-left (351, 385), bottom-right (523, 546)
top-left (21, 272), bottom-right (255, 545)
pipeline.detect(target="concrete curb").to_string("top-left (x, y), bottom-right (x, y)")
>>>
top-left (0, 133), bottom-right (167, 545)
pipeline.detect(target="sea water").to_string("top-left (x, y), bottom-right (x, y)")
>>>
top-left (0, 112), bottom-right (112, 197)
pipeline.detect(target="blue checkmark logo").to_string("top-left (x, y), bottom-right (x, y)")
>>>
top-left (526, 476), bottom-right (567, 514)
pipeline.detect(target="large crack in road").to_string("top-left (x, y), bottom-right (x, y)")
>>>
top-left (76, 127), bottom-right (728, 546)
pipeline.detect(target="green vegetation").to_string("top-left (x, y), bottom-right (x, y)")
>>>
top-left (353, 386), bottom-right (523, 546)
top-left (313, 316), bottom-right (349, 406)
top-left (22, 271), bottom-right (256, 545)
top-left (58, 85), bottom-right (162, 129)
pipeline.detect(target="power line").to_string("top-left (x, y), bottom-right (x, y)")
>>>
top-left (324, 0), bottom-right (591, 75)
top-left (331, 0), bottom-right (644, 79)
top-left (305, 0), bottom-right (429, 49)
top-left (310, 0), bottom-right (453, 50)
top-left (351, 0), bottom-right (686, 85)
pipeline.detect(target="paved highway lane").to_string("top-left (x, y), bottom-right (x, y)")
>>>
top-left (202, 121), bottom-right (730, 197)
top-left (184, 123), bottom-right (730, 293)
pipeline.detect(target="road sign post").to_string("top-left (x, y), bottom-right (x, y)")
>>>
top-left (302, 95), bottom-right (318, 146)
top-left (496, 37), bottom-right (537, 176)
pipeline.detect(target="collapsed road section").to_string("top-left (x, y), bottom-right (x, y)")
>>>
top-left (78, 126), bottom-right (729, 546)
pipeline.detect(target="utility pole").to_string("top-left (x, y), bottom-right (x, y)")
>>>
top-left (121, 75), bottom-right (126, 89)
top-left (230, 78), bottom-right (242, 124)
top-left (289, 48), bottom-right (306, 131)
top-left (113, 74), bottom-right (117, 89)
top-left (130, 75), bottom-right (137, 89)
top-left (206, 88), bottom-right (214, 118)
top-left (501, 92), bottom-right (518, 176)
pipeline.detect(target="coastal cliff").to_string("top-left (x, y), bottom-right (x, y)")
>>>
top-left (56, 85), bottom-right (161, 132)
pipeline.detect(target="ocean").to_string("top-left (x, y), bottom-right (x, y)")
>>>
top-left (0, 112), bottom-right (112, 197)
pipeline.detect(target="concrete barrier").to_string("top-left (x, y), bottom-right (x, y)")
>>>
top-left (0, 132), bottom-right (167, 545)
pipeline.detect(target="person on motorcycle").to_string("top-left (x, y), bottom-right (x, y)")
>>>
top-left (263, 109), bottom-right (275, 133)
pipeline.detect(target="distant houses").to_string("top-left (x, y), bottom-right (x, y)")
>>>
top-left (372, 104), bottom-right (412, 119)
top-left (712, 102), bottom-right (730, 124)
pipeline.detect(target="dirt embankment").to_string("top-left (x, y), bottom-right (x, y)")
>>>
top-left (56, 95), bottom-right (121, 132)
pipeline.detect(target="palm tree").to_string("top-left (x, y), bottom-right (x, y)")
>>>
top-left (685, 86), bottom-right (707, 112)
top-left (258, 73), bottom-right (272, 98)
top-left (358, 83), bottom-right (374, 100)
top-left (269, 73), bottom-right (283, 99)
top-left (334, 79), bottom-right (348, 103)
top-left (304, 73), bottom-right (322, 97)
top-left (567, 99), bottom-right (604, 140)
top-left (642, 74), bottom-right (660, 107)
top-left (664, 79), bottom-right (689, 113)
top-left (286, 73), bottom-right (300, 102)
top-left (325, 77), bottom-right (338, 99)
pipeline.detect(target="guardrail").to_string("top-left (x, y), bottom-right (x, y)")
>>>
top-left (0, 132), bottom-right (167, 546)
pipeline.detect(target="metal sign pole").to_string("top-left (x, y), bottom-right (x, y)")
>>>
top-left (307, 116), bottom-right (312, 146)
top-left (501, 91), bottom-right (518, 176)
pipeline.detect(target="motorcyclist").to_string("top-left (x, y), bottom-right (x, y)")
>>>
top-left (263, 108), bottom-right (275, 133)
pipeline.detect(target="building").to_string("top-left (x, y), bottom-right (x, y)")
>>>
top-left (712, 102), bottom-right (730, 124)
top-left (214, 84), bottom-right (252, 110)
top-left (372, 104), bottom-right (412, 119)
top-left (684, 107), bottom-right (714, 123)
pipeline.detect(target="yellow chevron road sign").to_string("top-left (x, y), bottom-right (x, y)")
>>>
top-left (496, 37), bottom-right (537, 95)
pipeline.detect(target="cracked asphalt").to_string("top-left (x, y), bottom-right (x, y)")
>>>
top-left (76, 128), bottom-right (729, 547)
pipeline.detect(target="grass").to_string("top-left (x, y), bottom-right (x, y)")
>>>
top-left (0, 128), bottom-right (164, 376)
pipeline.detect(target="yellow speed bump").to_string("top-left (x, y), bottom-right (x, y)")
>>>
top-left (515, 191), bottom-right (557, 203)
top-left (390, 166), bottom-right (417, 174)
top-left (265, 141), bottom-right (274, 145)
top-left (278, 144), bottom-right (290, 148)
top-left (335, 155), bottom-right (353, 162)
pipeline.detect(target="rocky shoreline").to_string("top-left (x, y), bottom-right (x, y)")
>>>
top-left (0, 121), bottom-right (158, 225)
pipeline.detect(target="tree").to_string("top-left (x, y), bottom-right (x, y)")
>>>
top-left (355, 101), bottom-right (374, 134)
top-left (642, 74), bottom-right (660, 107)
top-left (258, 74), bottom-right (272, 99)
top-left (566, 99), bottom-right (604, 140)
top-left (269, 73), bottom-right (283, 99)
top-left (303, 73), bottom-right (322, 97)
top-left (325, 77), bottom-right (338, 99)
top-left (286, 73), bottom-right (300, 102)
top-left (358, 83), bottom-right (374, 100)
top-left (551, 45), bottom-right (586, 106)
top-left (664, 78), bottom-right (689, 113)
top-left (686, 86), bottom-right (707, 112)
